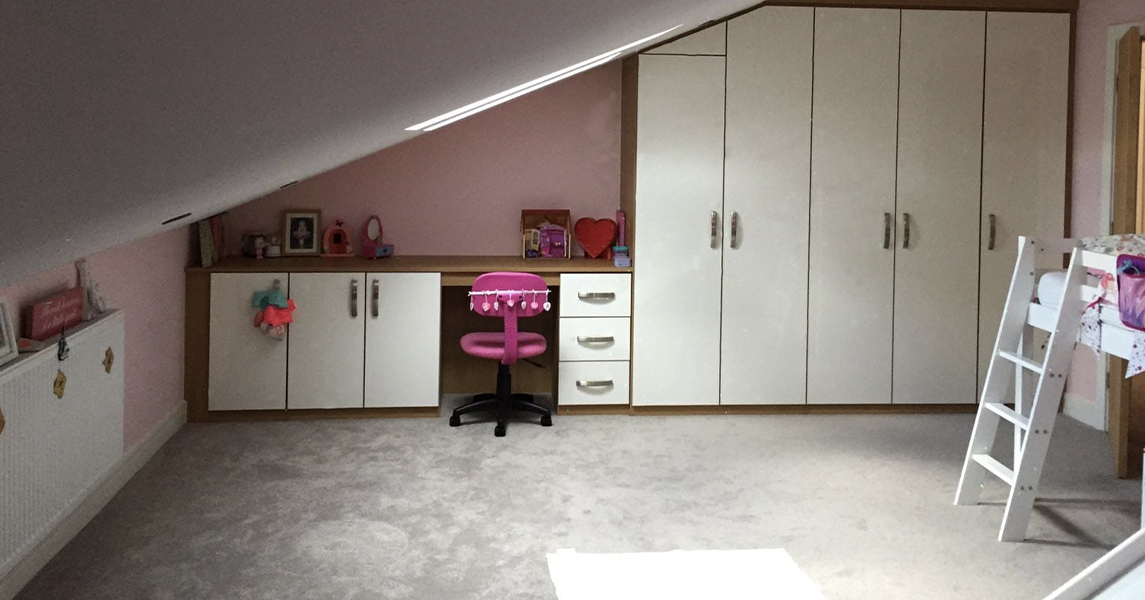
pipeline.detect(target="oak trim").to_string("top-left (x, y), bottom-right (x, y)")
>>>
top-left (184, 270), bottom-right (211, 422)
top-left (629, 404), bottom-right (977, 416)
top-left (192, 406), bottom-right (439, 422)
top-left (557, 405), bottom-right (631, 416)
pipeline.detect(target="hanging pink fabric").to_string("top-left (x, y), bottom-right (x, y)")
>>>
top-left (1116, 254), bottom-right (1145, 331)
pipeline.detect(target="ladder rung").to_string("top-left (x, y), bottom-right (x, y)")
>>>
top-left (997, 350), bottom-right (1045, 374)
top-left (983, 402), bottom-right (1030, 430)
top-left (972, 454), bottom-right (1015, 486)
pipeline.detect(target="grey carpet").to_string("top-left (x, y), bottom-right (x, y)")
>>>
top-left (15, 398), bottom-right (1143, 600)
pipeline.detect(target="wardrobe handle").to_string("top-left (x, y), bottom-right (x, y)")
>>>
top-left (710, 211), bottom-right (719, 249)
top-left (577, 336), bottom-right (615, 344)
top-left (576, 380), bottom-right (614, 388)
top-left (371, 279), bottom-right (379, 318)
top-left (350, 279), bottom-right (359, 318)
top-left (902, 212), bottom-right (911, 249)
top-left (730, 211), bottom-right (740, 249)
top-left (883, 213), bottom-right (892, 249)
top-left (578, 292), bottom-right (616, 300)
top-left (988, 214), bottom-right (997, 250)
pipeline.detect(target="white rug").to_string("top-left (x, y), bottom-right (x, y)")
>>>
top-left (546, 548), bottom-right (827, 600)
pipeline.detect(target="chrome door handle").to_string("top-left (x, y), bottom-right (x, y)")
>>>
top-left (883, 213), bottom-right (892, 249)
top-left (730, 211), bottom-right (740, 249)
top-left (578, 292), bottom-right (616, 300)
top-left (371, 279), bottom-right (379, 318)
top-left (577, 336), bottom-right (615, 344)
top-left (902, 212), bottom-right (910, 249)
top-left (988, 214), bottom-right (996, 250)
top-left (350, 279), bottom-right (359, 318)
top-left (576, 380), bottom-right (614, 388)
top-left (710, 211), bottom-right (719, 248)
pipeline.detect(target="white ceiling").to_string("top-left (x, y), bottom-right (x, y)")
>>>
top-left (0, 0), bottom-right (758, 286)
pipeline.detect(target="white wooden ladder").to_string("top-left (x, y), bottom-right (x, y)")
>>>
top-left (955, 236), bottom-right (1087, 541)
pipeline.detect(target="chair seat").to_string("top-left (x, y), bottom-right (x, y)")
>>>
top-left (460, 332), bottom-right (547, 361)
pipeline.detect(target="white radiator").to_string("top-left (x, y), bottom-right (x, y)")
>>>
top-left (0, 311), bottom-right (124, 581)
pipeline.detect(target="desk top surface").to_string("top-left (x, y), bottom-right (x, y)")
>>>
top-left (189, 255), bottom-right (632, 275)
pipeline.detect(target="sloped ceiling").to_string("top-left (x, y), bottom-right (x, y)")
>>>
top-left (0, 0), bottom-right (757, 286)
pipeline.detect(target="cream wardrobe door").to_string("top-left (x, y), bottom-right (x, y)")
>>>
top-left (978, 12), bottom-right (1070, 392)
top-left (287, 272), bottom-right (366, 409)
top-left (721, 6), bottom-right (813, 405)
top-left (807, 8), bottom-right (900, 405)
top-left (893, 10), bottom-right (985, 405)
top-left (632, 54), bottom-right (725, 407)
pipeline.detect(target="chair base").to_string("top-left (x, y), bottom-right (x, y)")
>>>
top-left (449, 363), bottom-right (553, 437)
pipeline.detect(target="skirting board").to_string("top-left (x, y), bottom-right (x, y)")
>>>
top-left (0, 401), bottom-right (187, 600)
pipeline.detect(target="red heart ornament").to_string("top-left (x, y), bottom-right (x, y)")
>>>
top-left (574, 218), bottom-right (618, 259)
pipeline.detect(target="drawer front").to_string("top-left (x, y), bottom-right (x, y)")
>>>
top-left (560, 274), bottom-right (632, 317)
top-left (559, 361), bottom-right (631, 406)
top-left (559, 317), bottom-right (631, 361)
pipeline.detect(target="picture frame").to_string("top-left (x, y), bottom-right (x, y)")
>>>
top-left (0, 298), bottom-right (20, 369)
top-left (282, 209), bottom-right (322, 256)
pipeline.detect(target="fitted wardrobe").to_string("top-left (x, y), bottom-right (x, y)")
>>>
top-left (630, 6), bottom-right (1070, 407)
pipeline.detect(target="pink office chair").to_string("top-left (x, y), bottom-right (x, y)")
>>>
top-left (450, 272), bottom-right (553, 437)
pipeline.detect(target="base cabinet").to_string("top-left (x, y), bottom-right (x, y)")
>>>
top-left (207, 271), bottom-right (441, 412)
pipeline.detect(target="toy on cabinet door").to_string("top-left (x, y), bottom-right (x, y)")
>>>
top-left (322, 219), bottom-right (355, 257)
top-left (361, 215), bottom-right (394, 258)
top-left (251, 280), bottom-right (295, 340)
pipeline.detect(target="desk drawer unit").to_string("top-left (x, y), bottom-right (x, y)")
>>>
top-left (560, 273), bottom-right (632, 317)
top-left (559, 274), bottom-right (631, 406)
top-left (558, 361), bottom-right (631, 406)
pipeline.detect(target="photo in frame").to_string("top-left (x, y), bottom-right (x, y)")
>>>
top-left (282, 209), bottom-right (322, 256)
top-left (0, 298), bottom-right (19, 368)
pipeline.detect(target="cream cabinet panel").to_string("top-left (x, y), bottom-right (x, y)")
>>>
top-left (893, 10), bottom-right (985, 405)
top-left (645, 23), bottom-right (725, 56)
top-left (807, 8), bottom-right (900, 405)
top-left (721, 5), bottom-right (813, 405)
top-left (288, 273), bottom-right (366, 409)
top-left (632, 54), bottom-right (725, 406)
top-left (208, 273), bottom-right (288, 411)
top-left (978, 12), bottom-right (1070, 392)
top-left (365, 273), bottom-right (441, 408)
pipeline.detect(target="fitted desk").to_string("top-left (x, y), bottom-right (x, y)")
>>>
top-left (184, 256), bottom-right (632, 422)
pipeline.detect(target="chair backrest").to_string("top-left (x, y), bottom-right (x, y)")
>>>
top-left (469, 272), bottom-right (550, 364)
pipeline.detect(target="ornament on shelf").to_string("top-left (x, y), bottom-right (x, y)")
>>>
top-left (574, 217), bottom-right (618, 259)
top-left (361, 215), bottom-right (394, 258)
top-left (322, 219), bottom-right (354, 257)
top-left (76, 260), bottom-right (107, 320)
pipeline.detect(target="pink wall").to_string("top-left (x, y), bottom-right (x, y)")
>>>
top-left (0, 228), bottom-right (192, 451)
top-left (225, 62), bottom-right (622, 257)
top-left (1065, 1), bottom-right (1145, 404)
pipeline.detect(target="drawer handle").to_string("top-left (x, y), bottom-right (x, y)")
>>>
top-left (576, 380), bottom-right (614, 388)
top-left (577, 336), bottom-right (615, 344)
top-left (578, 292), bottom-right (616, 300)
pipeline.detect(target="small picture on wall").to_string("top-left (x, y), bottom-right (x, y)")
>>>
top-left (0, 298), bottom-right (19, 368)
top-left (282, 209), bottom-right (322, 255)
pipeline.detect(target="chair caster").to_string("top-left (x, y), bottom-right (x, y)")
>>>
top-left (541, 415), bottom-right (553, 427)
top-left (494, 422), bottom-right (507, 437)
top-left (449, 415), bottom-right (461, 427)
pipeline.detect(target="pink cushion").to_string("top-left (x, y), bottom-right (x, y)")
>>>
top-left (461, 332), bottom-right (546, 362)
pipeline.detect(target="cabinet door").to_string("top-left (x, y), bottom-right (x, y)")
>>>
top-left (978, 12), bottom-right (1069, 392)
top-left (721, 6), bottom-right (814, 405)
top-left (632, 54), bottom-right (725, 406)
top-left (807, 8), bottom-right (900, 405)
top-left (893, 10), bottom-right (985, 404)
top-left (364, 273), bottom-right (441, 408)
top-left (208, 273), bottom-right (288, 411)
top-left (287, 273), bottom-right (365, 409)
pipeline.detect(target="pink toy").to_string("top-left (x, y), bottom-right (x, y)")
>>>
top-left (361, 215), bottom-right (394, 258)
top-left (253, 299), bottom-right (296, 340)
